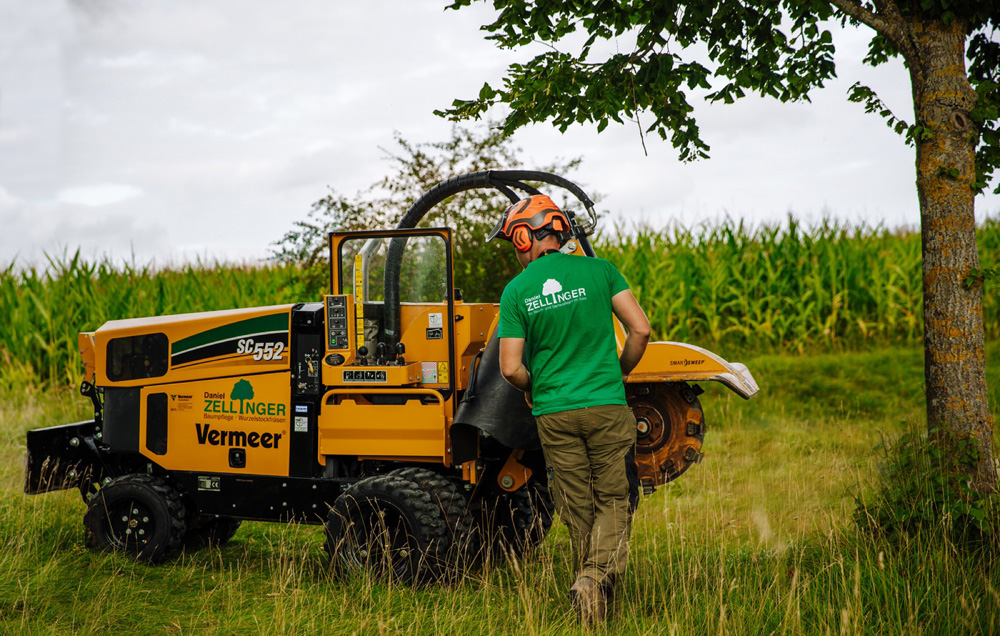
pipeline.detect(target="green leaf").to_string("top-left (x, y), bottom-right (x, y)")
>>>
top-left (440, 0), bottom-right (999, 196)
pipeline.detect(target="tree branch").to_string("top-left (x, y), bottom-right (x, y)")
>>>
top-left (829, 0), bottom-right (892, 34)
top-left (871, 0), bottom-right (920, 62)
top-left (828, 0), bottom-right (918, 63)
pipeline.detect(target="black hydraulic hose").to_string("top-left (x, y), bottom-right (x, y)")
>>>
top-left (492, 181), bottom-right (520, 203)
top-left (489, 170), bottom-right (596, 210)
top-left (499, 180), bottom-right (542, 196)
top-left (382, 170), bottom-right (597, 346)
top-left (382, 173), bottom-right (500, 343)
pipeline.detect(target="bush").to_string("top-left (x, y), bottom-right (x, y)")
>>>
top-left (855, 428), bottom-right (1000, 547)
top-left (272, 123), bottom-right (589, 302)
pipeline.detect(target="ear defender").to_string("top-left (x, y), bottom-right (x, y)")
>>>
top-left (512, 226), bottom-right (533, 251)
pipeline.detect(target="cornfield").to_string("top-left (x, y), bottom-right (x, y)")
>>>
top-left (0, 255), bottom-right (309, 389)
top-left (1, 217), bottom-right (997, 388)
top-left (597, 215), bottom-right (999, 354)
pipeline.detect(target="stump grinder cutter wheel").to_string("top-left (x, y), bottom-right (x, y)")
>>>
top-left (626, 382), bottom-right (705, 494)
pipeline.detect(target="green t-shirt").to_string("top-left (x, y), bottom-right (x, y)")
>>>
top-left (498, 252), bottom-right (630, 415)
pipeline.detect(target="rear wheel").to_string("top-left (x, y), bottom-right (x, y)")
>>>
top-left (476, 479), bottom-right (554, 563)
top-left (83, 474), bottom-right (187, 563)
top-left (185, 516), bottom-right (242, 550)
top-left (324, 473), bottom-right (450, 583)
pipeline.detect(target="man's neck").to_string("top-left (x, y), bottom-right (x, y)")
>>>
top-left (528, 239), bottom-right (562, 264)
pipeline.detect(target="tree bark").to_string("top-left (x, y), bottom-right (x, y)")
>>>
top-left (909, 17), bottom-right (996, 491)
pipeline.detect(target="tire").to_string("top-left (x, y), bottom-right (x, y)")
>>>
top-left (324, 473), bottom-right (450, 583)
top-left (83, 474), bottom-right (187, 564)
top-left (388, 467), bottom-right (473, 578)
top-left (185, 516), bottom-right (242, 550)
top-left (477, 478), bottom-right (555, 563)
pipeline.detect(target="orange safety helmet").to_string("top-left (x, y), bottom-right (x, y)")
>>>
top-left (487, 194), bottom-right (571, 252)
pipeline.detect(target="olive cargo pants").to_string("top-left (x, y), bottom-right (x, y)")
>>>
top-left (536, 404), bottom-right (638, 584)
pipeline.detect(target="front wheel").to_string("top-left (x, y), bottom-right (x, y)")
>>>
top-left (324, 473), bottom-right (450, 583)
top-left (387, 467), bottom-right (473, 579)
top-left (83, 474), bottom-right (187, 563)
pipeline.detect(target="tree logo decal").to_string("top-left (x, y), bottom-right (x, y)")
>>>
top-left (542, 278), bottom-right (563, 296)
top-left (230, 379), bottom-right (255, 414)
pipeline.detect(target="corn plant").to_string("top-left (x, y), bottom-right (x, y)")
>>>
top-left (595, 215), bottom-right (997, 354)
top-left (1, 217), bottom-right (997, 388)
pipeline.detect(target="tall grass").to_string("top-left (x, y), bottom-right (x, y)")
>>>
top-left (1, 217), bottom-right (997, 388)
top-left (2, 345), bottom-right (998, 634)
top-left (596, 215), bottom-right (999, 354)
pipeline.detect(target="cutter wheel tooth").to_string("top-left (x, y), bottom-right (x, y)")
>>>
top-left (684, 447), bottom-right (702, 463)
top-left (640, 478), bottom-right (656, 496)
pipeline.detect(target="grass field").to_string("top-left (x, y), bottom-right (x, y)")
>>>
top-left (2, 343), bottom-right (998, 635)
top-left (1, 216), bottom-right (997, 633)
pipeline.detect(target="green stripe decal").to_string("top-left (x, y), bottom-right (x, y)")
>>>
top-left (172, 313), bottom-right (289, 355)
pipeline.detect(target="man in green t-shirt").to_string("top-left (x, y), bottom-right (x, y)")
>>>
top-left (488, 194), bottom-right (651, 625)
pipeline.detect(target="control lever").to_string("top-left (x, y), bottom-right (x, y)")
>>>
top-left (395, 342), bottom-right (406, 366)
top-left (357, 345), bottom-right (369, 366)
top-left (376, 342), bottom-right (387, 366)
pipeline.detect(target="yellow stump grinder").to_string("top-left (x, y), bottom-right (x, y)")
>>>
top-left (25, 170), bottom-right (758, 581)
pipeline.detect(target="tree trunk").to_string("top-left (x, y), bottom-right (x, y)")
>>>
top-left (909, 18), bottom-right (996, 491)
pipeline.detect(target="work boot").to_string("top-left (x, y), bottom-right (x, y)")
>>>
top-left (600, 574), bottom-right (618, 613)
top-left (569, 576), bottom-right (606, 626)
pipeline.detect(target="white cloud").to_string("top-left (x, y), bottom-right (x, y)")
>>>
top-left (0, 0), bottom-right (996, 269)
top-left (56, 184), bottom-right (143, 207)
top-left (0, 185), bottom-right (22, 209)
top-left (0, 185), bottom-right (168, 268)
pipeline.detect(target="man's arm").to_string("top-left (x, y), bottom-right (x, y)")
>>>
top-left (499, 337), bottom-right (531, 391)
top-left (611, 289), bottom-right (651, 375)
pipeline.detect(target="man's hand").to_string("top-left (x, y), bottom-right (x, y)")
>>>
top-left (524, 390), bottom-right (533, 409)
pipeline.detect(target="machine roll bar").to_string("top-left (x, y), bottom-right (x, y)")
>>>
top-left (381, 170), bottom-right (598, 346)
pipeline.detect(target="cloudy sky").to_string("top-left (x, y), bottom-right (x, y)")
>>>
top-left (2, 0), bottom-right (997, 267)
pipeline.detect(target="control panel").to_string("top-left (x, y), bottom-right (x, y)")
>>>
top-left (325, 295), bottom-right (352, 352)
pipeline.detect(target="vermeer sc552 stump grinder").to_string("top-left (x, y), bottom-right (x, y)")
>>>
top-left (25, 170), bottom-right (758, 581)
